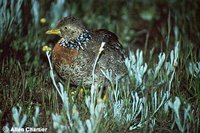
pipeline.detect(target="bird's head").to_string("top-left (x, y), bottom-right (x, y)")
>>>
top-left (46, 17), bottom-right (86, 41)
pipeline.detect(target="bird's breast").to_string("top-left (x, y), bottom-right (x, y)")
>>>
top-left (52, 42), bottom-right (79, 64)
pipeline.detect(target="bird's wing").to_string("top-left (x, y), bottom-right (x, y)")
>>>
top-left (93, 29), bottom-right (127, 58)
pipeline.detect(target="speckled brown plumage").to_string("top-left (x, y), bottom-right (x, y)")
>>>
top-left (46, 16), bottom-right (127, 87)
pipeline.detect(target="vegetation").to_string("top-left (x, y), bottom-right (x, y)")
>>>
top-left (0, 0), bottom-right (199, 132)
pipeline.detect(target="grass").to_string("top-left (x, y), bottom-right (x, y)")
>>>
top-left (0, 0), bottom-right (200, 132)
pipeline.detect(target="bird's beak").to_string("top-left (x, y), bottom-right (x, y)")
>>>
top-left (46, 29), bottom-right (61, 35)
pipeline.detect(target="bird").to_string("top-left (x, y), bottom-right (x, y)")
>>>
top-left (46, 16), bottom-right (127, 87)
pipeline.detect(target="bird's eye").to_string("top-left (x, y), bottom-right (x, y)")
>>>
top-left (64, 26), bottom-right (68, 29)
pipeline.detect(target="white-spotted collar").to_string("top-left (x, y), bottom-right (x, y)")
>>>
top-left (59, 30), bottom-right (92, 50)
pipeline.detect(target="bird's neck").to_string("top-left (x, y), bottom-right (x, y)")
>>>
top-left (59, 30), bottom-right (92, 50)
